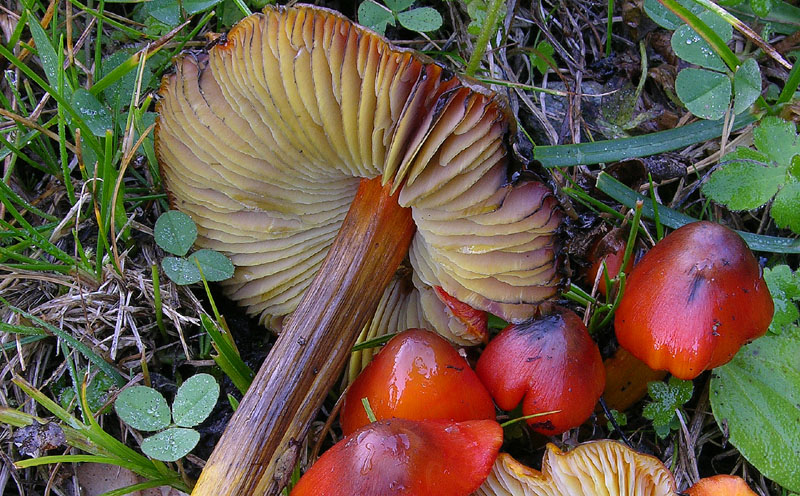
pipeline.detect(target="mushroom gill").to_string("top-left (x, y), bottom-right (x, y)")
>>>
top-left (475, 442), bottom-right (677, 496)
top-left (156, 4), bottom-right (562, 344)
top-left (155, 4), bottom-right (562, 494)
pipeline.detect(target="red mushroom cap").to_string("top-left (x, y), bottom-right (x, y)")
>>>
top-left (290, 418), bottom-right (503, 496)
top-left (433, 286), bottom-right (489, 343)
top-left (475, 306), bottom-right (605, 435)
top-left (340, 329), bottom-right (495, 435)
top-left (614, 221), bottom-right (773, 380)
top-left (586, 227), bottom-right (632, 297)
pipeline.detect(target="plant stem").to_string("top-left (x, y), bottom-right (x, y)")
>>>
top-left (152, 264), bottom-right (167, 339)
top-left (606, 0), bottom-right (614, 56)
top-left (465, 0), bottom-right (505, 76)
top-left (688, 0), bottom-right (791, 70)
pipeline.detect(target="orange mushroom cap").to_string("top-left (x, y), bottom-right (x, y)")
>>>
top-left (340, 328), bottom-right (495, 435)
top-left (614, 221), bottom-right (773, 380)
top-left (290, 418), bottom-right (503, 496)
top-left (433, 286), bottom-right (489, 343)
top-left (602, 347), bottom-right (667, 413)
top-left (475, 306), bottom-right (605, 435)
top-left (685, 475), bottom-right (757, 496)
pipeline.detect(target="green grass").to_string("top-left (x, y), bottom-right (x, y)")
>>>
top-left (0, 0), bottom-right (252, 491)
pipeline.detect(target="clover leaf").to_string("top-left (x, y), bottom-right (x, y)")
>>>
top-left (358, 0), bottom-right (442, 35)
top-left (703, 117), bottom-right (800, 234)
top-left (155, 210), bottom-right (197, 257)
top-left (114, 374), bottom-right (219, 462)
top-left (647, 0), bottom-right (764, 120)
top-left (156, 211), bottom-right (234, 285)
top-left (642, 377), bottom-right (693, 438)
top-left (115, 386), bottom-right (171, 432)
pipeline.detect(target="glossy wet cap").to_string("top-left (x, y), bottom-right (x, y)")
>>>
top-left (290, 418), bottom-right (503, 496)
top-left (614, 221), bottom-right (773, 379)
top-left (340, 328), bottom-right (495, 435)
top-left (475, 306), bottom-right (605, 435)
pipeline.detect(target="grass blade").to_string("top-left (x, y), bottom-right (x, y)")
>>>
top-left (596, 172), bottom-right (800, 253)
top-left (351, 332), bottom-right (396, 352)
top-left (0, 322), bottom-right (49, 336)
top-left (98, 478), bottom-right (188, 496)
top-left (25, 9), bottom-right (64, 92)
top-left (778, 58), bottom-right (800, 105)
top-left (0, 45), bottom-right (102, 158)
top-left (0, 189), bottom-right (77, 268)
top-left (534, 113), bottom-right (757, 167)
top-left (3, 301), bottom-right (126, 386)
top-left (200, 314), bottom-right (254, 394)
top-left (687, 0), bottom-right (790, 69)
top-left (1, 335), bottom-right (49, 352)
top-left (0, 179), bottom-right (59, 221)
top-left (12, 376), bottom-right (86, 430)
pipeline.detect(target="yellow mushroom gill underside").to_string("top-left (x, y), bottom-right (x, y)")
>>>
top-left (155, 4), bottom-right (562, 341)
top-left (474, 442), bottom-right (677, 496)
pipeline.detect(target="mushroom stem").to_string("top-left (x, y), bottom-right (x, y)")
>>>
top-left (191, 176), bottom-right (415, 496)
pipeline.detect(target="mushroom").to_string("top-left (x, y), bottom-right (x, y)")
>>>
top-left (432, 285), bottom-right (489, 343)
top-left (290, 418), bottom-right (503, 496)
top-left (585, 227), bottom-right (631, 297)
top-left (475, 306), bottom-right (605, 435)
top-left (340, 328), bottom-right (495, 435)
top-left (155, 4), bottom-right (562, 493)
top-left (602, 347), bottom-right (666, 413)
top-left (614, 221), bottom-right (773, 380)
top-left (475, 441), bottom-right (677, 496)
top-left (685, 475), bottom-right (757, 496)
top-left (347, 279), bottom-right (491, 385)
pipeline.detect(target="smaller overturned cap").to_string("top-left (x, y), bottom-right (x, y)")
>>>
top-left (476, 441), bottom-right (677, 496)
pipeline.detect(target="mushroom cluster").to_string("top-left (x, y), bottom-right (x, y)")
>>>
top-left (155, 3), bottom-right (781, 492)
top-left (155, 4), bottom-right (563, 494)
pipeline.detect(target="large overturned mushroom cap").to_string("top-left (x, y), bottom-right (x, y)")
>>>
top-left (155, 4), bottom-right (562, 342)
top-left (475, 441), bottom-right (677, 496)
